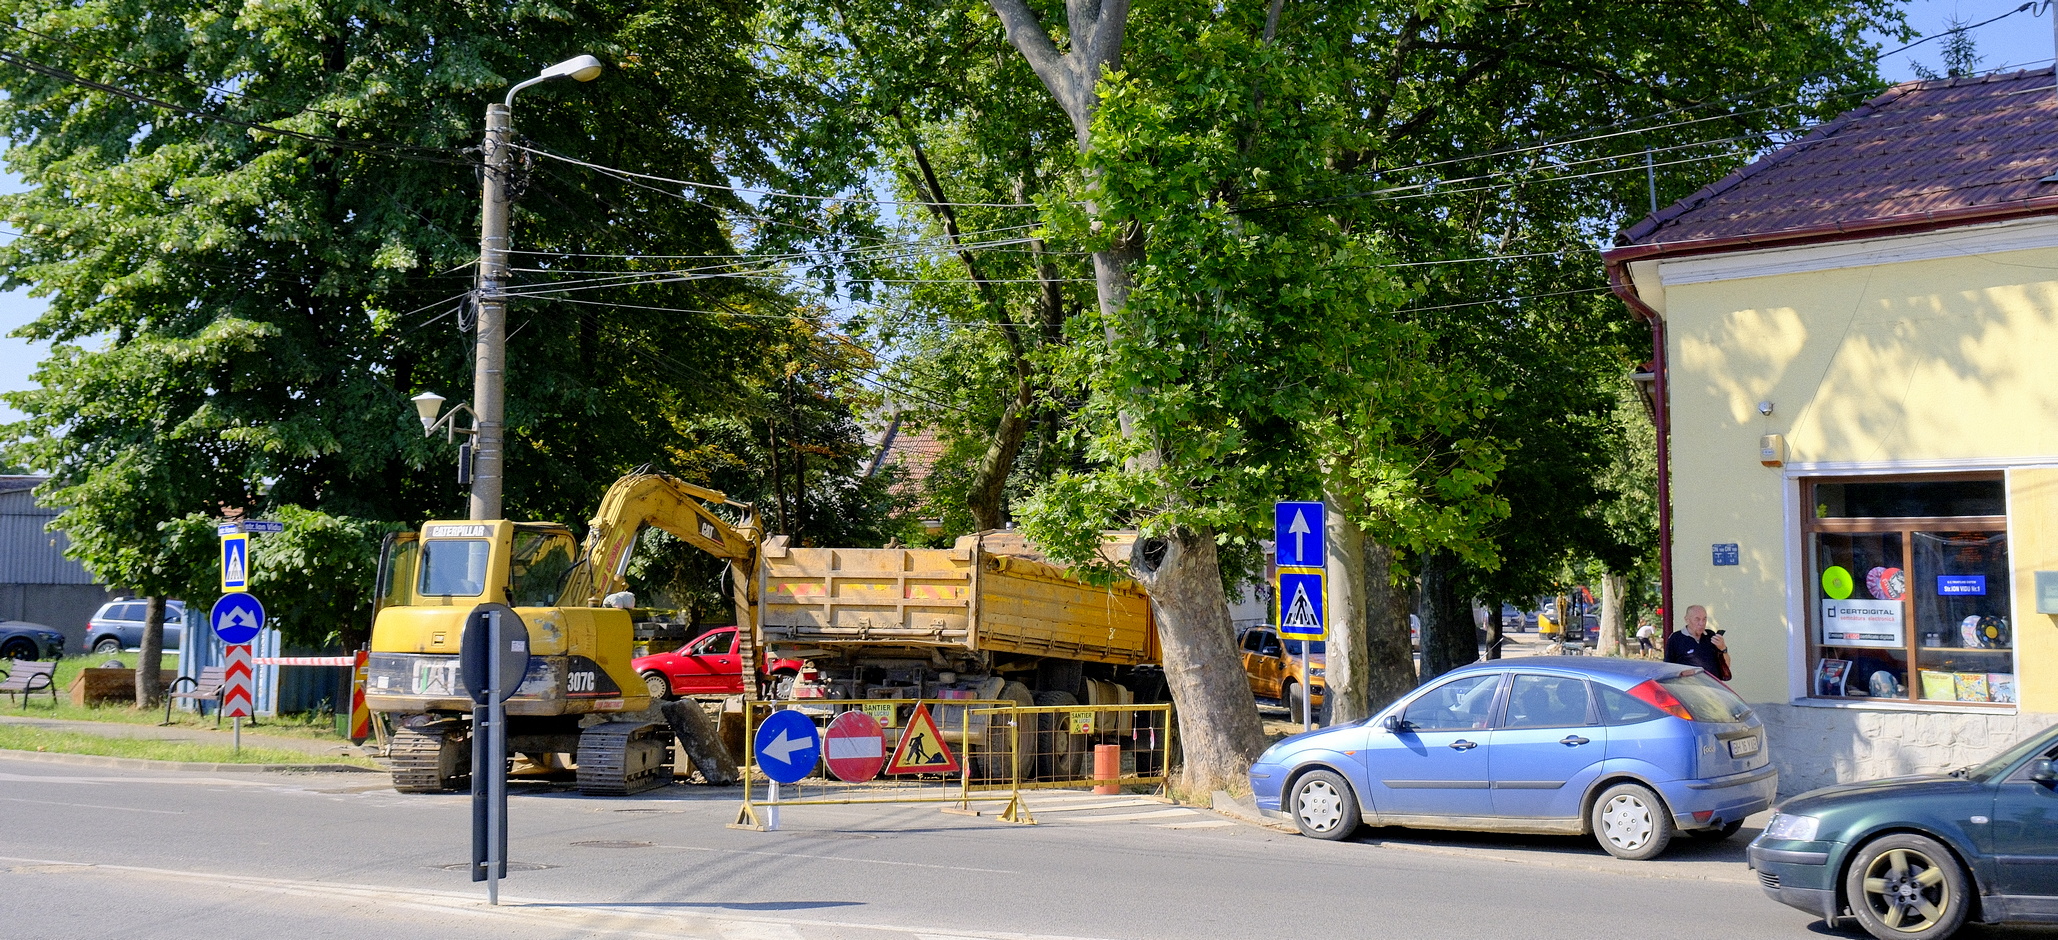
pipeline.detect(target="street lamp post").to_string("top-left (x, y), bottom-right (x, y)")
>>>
top-left (467, 54), bottom-right (604, 521)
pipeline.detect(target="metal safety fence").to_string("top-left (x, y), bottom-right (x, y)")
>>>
top-left (729, 699), bottom-right (1173, 830)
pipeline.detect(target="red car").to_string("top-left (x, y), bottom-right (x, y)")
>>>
top-left (632, 627), bottom-right (803, 699)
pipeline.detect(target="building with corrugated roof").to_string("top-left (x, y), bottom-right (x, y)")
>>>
top-left (1, 475), bottom-right (115, 650)
top-left (1605, 69), bottom-right (2058, 791)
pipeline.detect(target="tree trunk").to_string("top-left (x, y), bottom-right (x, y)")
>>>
top-left (1360, 540), bottom-right (1419, 713)
top-left (1129, 531), bottom-right (1268, 793)
top-left (1485, 599), bottom-right (1505, 660)
top-left (136, 595), bottom-right (166, 709)
top-left (1418, 550), bottom-right (1476, 683)
top-left (967, 377), bottom-right (1034, 531)
top-left (1598, 571), bottom-right (1628, 658)
top-left (1320, 490), bottom-right (1370, 723)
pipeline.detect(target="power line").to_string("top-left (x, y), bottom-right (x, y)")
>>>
top-left (511, 142), bottom-right (1045, 211)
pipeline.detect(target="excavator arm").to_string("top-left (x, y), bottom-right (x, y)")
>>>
top-left (559, 469), bottom-right (761, 607)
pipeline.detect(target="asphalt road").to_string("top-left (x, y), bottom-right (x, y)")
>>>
top-left (3, 753), bottom-right (2053, 940)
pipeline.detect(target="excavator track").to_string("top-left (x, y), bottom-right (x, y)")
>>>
top-left (391, 727), bottom-right (470, 793)
top-left (575, 722), bottom-right (674, 796)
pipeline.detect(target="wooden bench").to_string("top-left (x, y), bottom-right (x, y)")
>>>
top-left (165, 666), bottom-right (228, 726)
top-left (1, 659), bottom-right (58, 708)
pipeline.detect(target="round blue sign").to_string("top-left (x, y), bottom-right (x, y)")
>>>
top-left (752, 709), bottom-right (822, 785)
top-left (210, 593), bottom-right (266, 645)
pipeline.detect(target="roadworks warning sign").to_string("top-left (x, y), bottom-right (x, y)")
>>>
top-left (885, 703), bottom-right (960, 774)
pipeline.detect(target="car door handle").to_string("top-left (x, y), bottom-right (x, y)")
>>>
top-left (1560, 735), bottom-right (1590, 746)
top-left (1449, 739), bottom-right (1478, 751)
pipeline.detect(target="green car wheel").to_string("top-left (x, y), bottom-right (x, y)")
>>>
top-left (1843, 833), bottom-right (1969, 940)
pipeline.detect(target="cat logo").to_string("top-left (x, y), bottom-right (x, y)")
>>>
top-left (885, 703), bottom-right (959, 774)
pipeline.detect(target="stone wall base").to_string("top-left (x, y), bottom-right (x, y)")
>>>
top-left (1757, 702), bottom-right (2058, 796)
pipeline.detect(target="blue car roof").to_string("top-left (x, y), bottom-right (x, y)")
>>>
top-left (1439, 656), bottom-right (1693, 688)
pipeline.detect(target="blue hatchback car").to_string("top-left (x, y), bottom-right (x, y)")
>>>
top-left (1248, 657), bottom-right (1777, 859)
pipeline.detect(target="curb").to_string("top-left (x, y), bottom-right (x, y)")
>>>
top-left (0, 747), bottom-right (384, 774)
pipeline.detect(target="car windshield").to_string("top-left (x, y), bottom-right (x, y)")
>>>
top-left (1282, 639), bottom-right (1325, 656)
top-left (1952, 723), bottom-right (2058, 782)
top-left (1658, 671), bottom-right (1753, 723)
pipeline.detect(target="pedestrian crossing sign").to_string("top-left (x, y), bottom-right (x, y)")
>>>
top-left (885, 703), bottom-right (959, 774)
top-left (1277, 568), bottom-right (1325, 639)
top-left (221, 532), bottom-right (249, 593)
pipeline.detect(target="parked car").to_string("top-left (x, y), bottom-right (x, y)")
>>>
top-left (1249, 657), bottom-right (1775, 859)
top-left (1238, 626), bottom-right (1325, 720)
top-left (84, 599), bottom-right (187, 654)
top-left (1748, 720), bottom-right (2058, 940)
top-left (0, 619), bottom-right (65, 661)
top-left (632, 626), bottom-right (803, 699)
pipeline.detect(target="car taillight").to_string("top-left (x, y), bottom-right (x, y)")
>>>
top-left (1627, 679), bottom-right (1695, 721)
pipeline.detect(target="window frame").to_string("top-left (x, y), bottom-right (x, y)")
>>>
top-left (1800, 474), bottom-right (2014, 708)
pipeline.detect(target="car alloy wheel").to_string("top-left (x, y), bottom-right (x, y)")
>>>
top-left (1591, 782), bottom-right (1674, 860)
top-left (1844, 834), bottom-right (1968, 940)
top-left (1289, 769), bottom-right (1361, 841)
top-left (641, 671), bottom-right (672, 701)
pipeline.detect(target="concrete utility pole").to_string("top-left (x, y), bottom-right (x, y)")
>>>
top-left (471, 103), bottom-right (512, 521)
top-left (464, 55), bottom-right (604, 521)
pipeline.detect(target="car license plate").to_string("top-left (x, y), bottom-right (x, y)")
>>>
top-left (1728, 735), bottom-right (1761, 758)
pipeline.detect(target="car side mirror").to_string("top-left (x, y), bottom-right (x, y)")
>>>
top-left (1382, 714), bottom-right (1412, 734)
top-left (2031, 759), bottom-right (2057, 786)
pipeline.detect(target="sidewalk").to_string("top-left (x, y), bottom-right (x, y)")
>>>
top-left (0, 713), bottom-right (384, 765)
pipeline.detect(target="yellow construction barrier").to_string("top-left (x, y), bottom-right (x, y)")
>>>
top-left (728, 699), bottom-right (1174, 830)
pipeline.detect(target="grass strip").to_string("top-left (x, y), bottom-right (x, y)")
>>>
top-left (0, 724), bottom-right (379, 767)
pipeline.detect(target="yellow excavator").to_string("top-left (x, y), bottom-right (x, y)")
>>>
top-left (364, 469), bottom-right (760, 795)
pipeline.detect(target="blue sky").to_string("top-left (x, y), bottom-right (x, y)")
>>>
top-left (0, 1), bottom-right (2051, 425)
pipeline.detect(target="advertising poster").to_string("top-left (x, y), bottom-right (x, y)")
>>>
top-left (1821, 599), bottom-right (1904, 649)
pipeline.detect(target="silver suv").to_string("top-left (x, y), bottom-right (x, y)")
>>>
top-left (84, 599), bottom-right (186, 654)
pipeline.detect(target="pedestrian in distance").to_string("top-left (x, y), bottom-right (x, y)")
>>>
top-left (1664, 604), bottom-right (1731, 680)
top-left (1635, 621), bottom-right (1657, 656)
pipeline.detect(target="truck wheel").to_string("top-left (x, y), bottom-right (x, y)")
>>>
top-left (641, 671), bottom-right (674, 701)
top-left (1284, 681), bottom-right (1304, 722)
top-left (981, 680), bottom-right (1036, 783)
top-left (1032, 691), bottom-right (1083, 781)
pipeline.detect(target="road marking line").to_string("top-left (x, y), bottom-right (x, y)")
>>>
top-left (1152, 819), bottom-right (1236, 829)
top-left (1022, 799), bottom-right (1161, 813)
top-left (0, 796), bottom-right (183, 814)
top-left (1062, 809), bottom-right (1200, 823)
top-left (0, 855), bottom-right (1124, 940)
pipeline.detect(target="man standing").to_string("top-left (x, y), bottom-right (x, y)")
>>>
top-left (1664, 605), bottom-right (1730, 679)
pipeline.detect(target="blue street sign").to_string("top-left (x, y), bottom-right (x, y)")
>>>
top-left (220, 532), bottom-right (250, 592)
top-left (242, 520), bottom-right (285, 533)
top-left (1278, 568), bottom-right (1326, 639)
top-left (753, 709), bottom-right (822, 785)
top-left (210, 593), bottom-right (266, 645)
top-left (1274, 501), bottom-right (1326, 568)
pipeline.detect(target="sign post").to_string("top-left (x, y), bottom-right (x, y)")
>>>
top-left (1275, 500), bottom-right (1327, 728)
top-left (753, 709), bottom-right (822, 831)
top-left (459, 602), bottom-right (529, 905)
top-left (209, 593), bottom-right (265, 752)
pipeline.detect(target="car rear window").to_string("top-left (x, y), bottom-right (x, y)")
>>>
top-left (1659, 672), bottom-right (1753, 723)
top-left (112, 603), bottom-right (142, 622)
top-left (1597, 684), bottom-right (1663, 725)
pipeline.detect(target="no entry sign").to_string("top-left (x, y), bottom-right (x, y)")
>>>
top-left (824, 710), bottom-right (886, 782)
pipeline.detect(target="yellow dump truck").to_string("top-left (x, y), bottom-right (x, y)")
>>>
top-left (757, 531), bottom-right (1160, 710)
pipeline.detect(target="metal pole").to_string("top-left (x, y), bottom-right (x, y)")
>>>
top-left (470, 103), bottom-right (511, 522)
top-left (232, 716), bottom-right (241, 754)
top-left (1300, 642), bottom-right (1312, 728)
top-left (487, 609), bottom-right (504, 905)
top-left (1645, 149), bottom-right (1658, 216)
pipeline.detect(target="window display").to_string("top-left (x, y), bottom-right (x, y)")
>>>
top-left (1805, 477), bottom-right (2013, 706)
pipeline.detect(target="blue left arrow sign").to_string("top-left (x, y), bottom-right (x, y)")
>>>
top-left (753, 709), bottom-right (822, 784)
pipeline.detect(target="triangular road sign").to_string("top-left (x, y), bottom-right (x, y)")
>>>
top-left (1283, 581), bottom-right (1319, 630)
top-left (885, 703), bottom-right (959, 774)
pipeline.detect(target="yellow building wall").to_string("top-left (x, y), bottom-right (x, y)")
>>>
top-left (2007, 470), bottom-right (2058, 713)
top-left (1661, 244), bottom-right (2058, 707)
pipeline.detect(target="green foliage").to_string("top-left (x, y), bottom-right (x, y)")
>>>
top-left (0, 0), bottom-right (906, 631)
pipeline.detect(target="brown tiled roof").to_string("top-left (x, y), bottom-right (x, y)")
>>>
top-left (1616, 68), bottom-right (2058, 252)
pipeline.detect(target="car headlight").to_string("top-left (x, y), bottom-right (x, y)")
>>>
top-left (1309, 667), bottom-right (1325, 677)
top-left (1762, 813), bottom-right (1821, 841)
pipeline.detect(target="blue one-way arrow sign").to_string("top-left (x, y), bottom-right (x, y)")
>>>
top-left (753, 709), bottom-right (822, 785)
top-left (1274, 501), bottom-right (1326, 568)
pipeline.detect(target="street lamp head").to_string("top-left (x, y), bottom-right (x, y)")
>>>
top-left (543, 54), bottom-right (605, 83)
top-left (411, 391), bottom-right (446, 431)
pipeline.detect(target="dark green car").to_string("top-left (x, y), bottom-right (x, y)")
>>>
top-left (1748, 721), bottom-right (2058, 940)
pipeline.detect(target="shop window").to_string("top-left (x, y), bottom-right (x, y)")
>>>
top-left (1805, 476), bottom-right (2014, 706)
